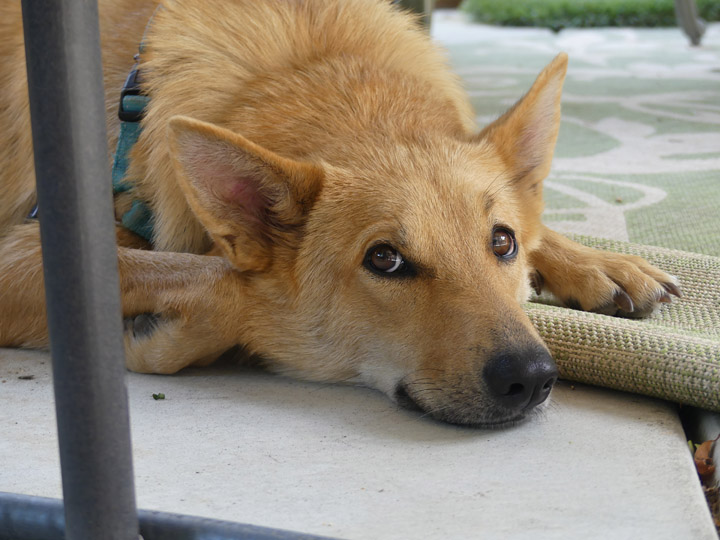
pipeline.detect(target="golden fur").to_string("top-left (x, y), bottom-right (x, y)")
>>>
top-left (0, 0), bottom-right (679, 426)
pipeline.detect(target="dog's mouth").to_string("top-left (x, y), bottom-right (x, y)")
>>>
top-left (394, 383), bottom-right (536, 429)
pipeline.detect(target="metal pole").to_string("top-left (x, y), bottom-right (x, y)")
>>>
top-left (674, 0), bottom-right (706, 46)
top-left (0, 492), bottom-right (338, 540)
top-left (21, 1), bottom-right (139, 539)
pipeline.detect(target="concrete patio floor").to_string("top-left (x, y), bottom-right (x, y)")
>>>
top-left (2, 12), bottom-right (719, 540)
top-left (1, 347), bottom-right (716, 539)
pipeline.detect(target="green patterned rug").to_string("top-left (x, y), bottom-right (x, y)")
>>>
top-left (433, 15), bottom-right (720, 410)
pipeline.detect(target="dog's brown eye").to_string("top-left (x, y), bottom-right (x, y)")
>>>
top-left (364, 244), bottom-right (413, 277)
top-left (492, 227), bottom-right (517, 259)
top-left (370, 245), bottom-right (403, 272)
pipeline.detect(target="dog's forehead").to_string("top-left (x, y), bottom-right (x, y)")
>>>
top-left (326, 139), bottom-right (517, 262)
top-left (346, 137), bottom-right (506, 211)
top-left (397, 173), bottom-right (496, 263)
top-left (378, 140), bottom-right (510, 227)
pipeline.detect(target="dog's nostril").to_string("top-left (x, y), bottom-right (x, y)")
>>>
top-left (483, 347), bottom-right (558, 410)
top-left (506, 383), bottom-right (525, 396)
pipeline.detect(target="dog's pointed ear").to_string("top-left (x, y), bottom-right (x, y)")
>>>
top-left (476, 53), bottom-right (568, 193)
top-left (168, 116), bottom-right (324, 272)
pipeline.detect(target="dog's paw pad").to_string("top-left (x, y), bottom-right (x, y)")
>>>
top-left (124, 313), bottom-right (161, 338)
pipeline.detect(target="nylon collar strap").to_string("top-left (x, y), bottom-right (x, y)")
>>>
top-left (110, 9), bottom-right (158, 241)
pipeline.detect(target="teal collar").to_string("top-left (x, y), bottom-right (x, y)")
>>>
top-left (27, 62), bottom-right (154, 239)
top-left (110, 11), bottom-right (159, 242)
top-left (110, 61), bottom-right (154, 241)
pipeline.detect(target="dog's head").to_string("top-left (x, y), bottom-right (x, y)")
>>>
top-left (167, 54), bottom-right (568, 427)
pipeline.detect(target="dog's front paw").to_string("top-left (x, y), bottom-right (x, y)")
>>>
top-left (535, 251), bottom-right (681, 319)
top-left (122, 311), bottom-right (228, 374)
top-left (122, 312), bottom-right (178, 373)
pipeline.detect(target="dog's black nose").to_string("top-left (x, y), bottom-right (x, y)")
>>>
top-left (483, 347), bottom-right (558, 410)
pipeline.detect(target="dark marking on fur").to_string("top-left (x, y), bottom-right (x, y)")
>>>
top-left (481, 173), bottom-right (505, 215)
top-left (221, 234), bottom-right (238, 257)
top-left (483, 193), bottom-right (495, 215)
top-left (529, 270), bottom-right (544, 295)
top-left (564, 297), bottom-right (582, 311)
top-left (125, 313), bottom-right (161, 338)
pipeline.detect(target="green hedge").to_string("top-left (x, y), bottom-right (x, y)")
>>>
top-left (462, 0), bottom-right (720, 31)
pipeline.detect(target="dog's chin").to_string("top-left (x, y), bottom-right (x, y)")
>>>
top-left (431, 409), bottom-right (531, 430)
top-left (394, 384), bottom-right (542, 429)
top-left (468, 413), bottom-right (532, 429)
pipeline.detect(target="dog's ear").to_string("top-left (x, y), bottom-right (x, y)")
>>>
top-left (168, 116), bottom-right (324, 272)
top-left (476, 53), bottom-right (568, 196)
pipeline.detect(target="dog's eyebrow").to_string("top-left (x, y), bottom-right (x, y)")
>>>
top-left (391, 229), bottom-right (437, 278)
top-left (397, 226), bottom-right (409, 248)
top-left (480, 173), bottom-right (506, 215)
top-left (482, 192), bottom-right (496, 215)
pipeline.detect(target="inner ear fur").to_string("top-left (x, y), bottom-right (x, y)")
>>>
top-left (167, 115), bottom-right (324, 272)
top-left (477, 53), bottom-right (568, 196)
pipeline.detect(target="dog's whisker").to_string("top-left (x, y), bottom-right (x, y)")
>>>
top-left (415, 403), bottom-right (454, 422)
top-left (481, 172), bottom-right (508, 209)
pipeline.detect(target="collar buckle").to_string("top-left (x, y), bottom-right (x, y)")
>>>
top-left (118, 62), bottom-right (146, 123)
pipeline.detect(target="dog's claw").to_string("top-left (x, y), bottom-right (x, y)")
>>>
top-left (658, 292), bottom-right (673, 304)
top-left (613, 289), bottom-right (634, 313)
top-left (662, 281), bottom-right (682, 298)
top-left (529, 270), bottom-right (545, 296)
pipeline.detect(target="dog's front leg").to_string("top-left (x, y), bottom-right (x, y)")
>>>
top-left (0, 224), bottom-right (50, 347)
top-left (0, 223), bottom-right (241, 372)
top-left (122, 310), bottom-right (235, 374)
top-left (115, 247), bottom-right (243, 374)
top-left (529, 225), bottom-right (681, 318)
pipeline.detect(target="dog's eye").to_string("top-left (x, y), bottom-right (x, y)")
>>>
top-left (492, 227), bottom-right (517, 259)
top-left (364, 244), bottom-right (409, 276)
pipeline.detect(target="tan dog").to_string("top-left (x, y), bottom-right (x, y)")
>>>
top-left (0, 0), bottom-right (679, 426)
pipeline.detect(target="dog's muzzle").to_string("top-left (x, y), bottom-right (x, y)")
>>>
top-left (394, 345), bottom-right (558, 427)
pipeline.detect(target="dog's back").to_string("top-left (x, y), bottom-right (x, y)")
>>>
top-left (0, 0), bottom-right (475, 252)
